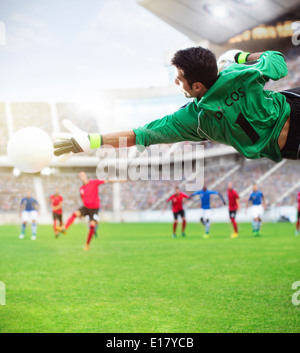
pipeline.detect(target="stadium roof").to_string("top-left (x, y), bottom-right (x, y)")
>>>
top-left (137, 0), bottom-right (300, 44)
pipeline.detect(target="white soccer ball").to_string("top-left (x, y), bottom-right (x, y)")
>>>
top-left (7, 127), bottom-right (54, 173)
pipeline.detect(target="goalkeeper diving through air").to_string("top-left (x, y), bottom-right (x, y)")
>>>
top-left (53, 47), bottom-right (300, 163)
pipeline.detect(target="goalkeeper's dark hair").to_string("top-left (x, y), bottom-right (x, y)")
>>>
top-left (171, 47), bottom-right (218, 89)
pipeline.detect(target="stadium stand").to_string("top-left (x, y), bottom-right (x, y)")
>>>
top-left (260, 160), bottom-right (300, 207)
top-left (56, 103), bottom-right (99, 132)
top-left (0, 173), bottom-right (33, 212)
top-left (10, 102), bottom-right (53, 135)
top-left (121, 180), bottom-right (180, 211)
top-left (0, 103), bottom-right (8, 155)
top-left (0, 158), bottom-right (300, 216)
top-left (265, 47), bottom-right (300, 91)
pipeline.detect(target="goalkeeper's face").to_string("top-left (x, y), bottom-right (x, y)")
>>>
top-left (174, 68), bottom-right (203, 99)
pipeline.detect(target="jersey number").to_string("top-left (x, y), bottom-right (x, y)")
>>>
top-left (235, 113), bottom-right (260, 144)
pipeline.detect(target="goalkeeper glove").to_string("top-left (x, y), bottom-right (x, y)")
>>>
top-left (53, 120), bottom-right (102, 162)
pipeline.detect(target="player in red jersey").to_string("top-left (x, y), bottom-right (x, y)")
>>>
top-left (296, 191), bottom-right (300, 236)
top-left (50, 188), bottom-right (64, 238)
top-left (164, 186), bottom-right (189, 238)
top-left (57, 171), bottom-right (118, 251)
top-left (227, 182), bottom-right (240, 238)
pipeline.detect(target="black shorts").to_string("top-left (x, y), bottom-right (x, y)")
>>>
top-left (78, 206), bottom-right (100, 222)
top-left (298, 210), bottom-right (300, 219)
top-left (53, 213), bottom-right (62, 222)
top-left (280, 87), bottom-right (300, 160)
top-left (229, 210), bottom-right (237, 219)
top-left (173, 210), bottom-right (185, 220)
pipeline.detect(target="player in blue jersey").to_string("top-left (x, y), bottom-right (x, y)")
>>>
top-left (246, 183), bottom-right (266, 237)
top-left (189, 185), bottom-right (226, 238)
top-left (19, 191), bottom-right (39, 240)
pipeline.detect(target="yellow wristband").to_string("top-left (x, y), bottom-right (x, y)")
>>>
top-left (238, 52), bottom-right (250, 64)
top-left (89, 133), bottom-right (102, 149)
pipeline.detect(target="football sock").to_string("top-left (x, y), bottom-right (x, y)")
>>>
top-left (65, 212), bottom-right (77, 229)
top-left (297, 218), bottom-right (300, 231)
top-left (173, 222), bottom-right (178, 234)
top-left (21, 223), bottom-right (26, 235)
top-left (252, 220), bottom-right (258, 232)
top-left (53, 219), bottom-right (57, 232)
top-left (31, 223), bottom-right (37, 236)
top-left (258, 221), bottom-right (261, 232)
top-left (205, 220), bottom-right (210, 234)
top-left (230, 217), bottom-right (238, 233)
top-left (86, 225), bottom-right (95, 245)
top-left (182, 220), bottom-right (186, 232)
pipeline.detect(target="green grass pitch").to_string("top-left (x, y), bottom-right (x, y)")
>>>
top-left (0, 222), bottom-right (300, 333)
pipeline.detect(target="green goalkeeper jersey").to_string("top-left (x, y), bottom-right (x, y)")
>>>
top-left (133, 51), bottom-right (291, 162)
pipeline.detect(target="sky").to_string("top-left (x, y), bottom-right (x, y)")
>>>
top-left (0, 0), bottom-right (189, 101)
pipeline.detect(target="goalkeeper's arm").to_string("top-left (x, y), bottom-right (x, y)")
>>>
top-left (102, 131), bottom-right (136, 148)
top-left (234, 51), bottom-right (264, 63)
top-left (54, 104), bottom-right (202, 159)
top-left (245, 52), bottom-right (264, 61)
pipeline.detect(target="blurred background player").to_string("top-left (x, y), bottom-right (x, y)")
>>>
top-left (57, 172), bottom-right (103, 251)
top-left (19, 191), bottom-right (39, 240)
top-left (50, 188), bottom-right (64, 238)
top-left (164, 186), bottom-right (188, 238)
top-left (189, 185), bottom-right (226, 238)
top-left (296, 191), bottom-right (300, 236)
top-left (246, 183), bottom-right (266, 237)
top-left (57, 171), bottom-right (121, 251)
top-left (227, 182), bottom-right (240, 239)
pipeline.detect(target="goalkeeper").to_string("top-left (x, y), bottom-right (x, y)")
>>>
top-left (54, 47), bottom-right (299, 163)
